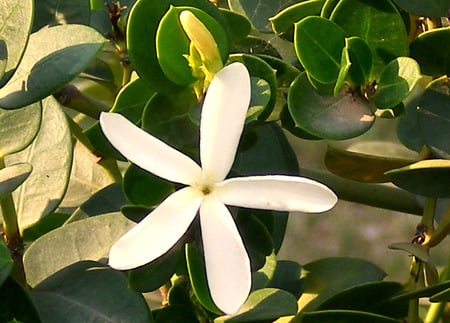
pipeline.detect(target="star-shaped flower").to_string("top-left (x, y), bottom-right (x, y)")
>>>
top-left (100, 62), bottom-right (337, 314)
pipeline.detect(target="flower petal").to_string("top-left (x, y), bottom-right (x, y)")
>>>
top-left (109, 187), bottom-right (203, 270)
top-left (199, 195), bottom-right (251, 314)
top-left (100, 112), bottom-right (202, 185)
top-left (216, 175), bottom-right (338, 213)
top-left (200, 63), bottom-right (251, 183)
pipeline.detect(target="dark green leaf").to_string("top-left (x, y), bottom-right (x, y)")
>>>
top-left (0, 163), bottom-right (32, 198)
top-left (334, 45), bottom-right (351, 95)
top-left (23, 212), bottom-right (135, 287)
top-left (330, 0), bottom-right (409, 80)
top-left (0, 277), bottom-right (42, 323)
top-left (288, 72), bottom-right (374, 140)
top-left (297, 310), bottom-right (401, 323)
top-left (0, 239), bottom-right (12, 286)
top-left (22, 212), bottom-right (70, 242)
top-left (252, 252), bottom-right (277, 290)
top-left (392, 0), bottom-right (450, 17)
top-left (0, 40), bottom-right (6, 81)
top-left (294, 16), bottom-right (345, 84)
top-left (216, 288), bottom-right (298, 322)
top-left (388, 242), bottom-right (430, 262)
top-left (0, 25), bottom-right (106, 109)
top-left (85, 121), bottom-right (126, 161)
top-left (269, 260), bottom-right (305, 298)
top-left (155, 305), bottom-right (199, 323)
top-left (320, 0), bottom-right (339, 18)
top-left (346, 36), bottom-right (372, 86)
top-left (32, 261), bottom-right (152, 323)
top-left (0, 0), bottom-right (33, 86)
top-left (32, 0), bottom-right (90, 32)
top-left (219, 8), bottom-right (251, 42)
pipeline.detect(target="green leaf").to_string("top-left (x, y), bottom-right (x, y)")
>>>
top-left (298, 257), bottom-right (386, 312)
top-left (270, 0), bottom-right (325, 41)
top-left (430, 287), bottom-right (450, 302)
top-left (346, 36), bottom-right (372, 86)
top-left (0, 102), bottom-right (42, 157)
top-left (410, 27), bottom-right (450, 77)
top-left (294, 16), bottom-right (346, 84)
top-left (416, 76), bottom-right (450, 158)
top-left (388, 242), bottom-right (430, 262)
top-left (385, 159), bottom-right (450, 198)
top-left (246, 77), bottom-right (271, 123)
top-left (373, 57), bottom-right (421, 109)
top-left (330, 0), bottom-right (409, 80)
top-left (390, 281), bottom-right (450, 302)
top-left (32, 0), bottom-right (91, 32)
top-left (126, 0), bottom-right (225, 93)
top-left (0, 40), bottom-right (6, 81)
top-left (185, 242), bottom-right (222, 314)
top-left (0, 163), bottom-right (32, 198)
top-left (123, 164), bottom-right (174, 207)
top-left (0, 238), bottom-right (13, 286)
top-left (334, 45), bottom-right (351, 96)
top-left (128, 245), bottom-right (181, 293)
top-left (297, 310), bottom-right (401, 323)
top-left (22, 212), bottom-right (70, 242)
top-left (0, 24), bottom-right (106, 109)
top-left (6, 97), bottom-right (72, 230)
top-left (32, 261), bottom-right (152, 323)
top-left (268, 260), bottom-right (305, 298)
top-left (229, 0), bottom-right (298, 32)
top-left (0, 0), bottom-right (33, 86)
top-left (23, 212), bottom-right (135, 287)
top-left (219, 8), bottom-right (251, 42)
top-left (156, 6), bottom-right (228, 87)
top-left (320, 0), bottom-right (339, 18)
top-left (392, 0), bottom-right (450, 17)
top-left (110, 77), bottom-right (155, 123)
top-left (215, 288), bottom-right (298, 322)
top-left (154, 305), bottom-right (199, 323)
top-left (288, 72), bottom-right (374, 140)
top-left (253, 252), bottom-right (277, 290)
top-left (84, 122), bottom-right (125, 161)
top-left (0, 277), bottom-right (42, 323)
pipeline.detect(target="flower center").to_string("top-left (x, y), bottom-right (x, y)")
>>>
top-left (201, 184), bottom-right (212, 195)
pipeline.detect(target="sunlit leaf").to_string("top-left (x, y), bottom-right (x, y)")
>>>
top-left (0, 163), bottom-right (32, 198)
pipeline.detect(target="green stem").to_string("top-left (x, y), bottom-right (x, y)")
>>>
top-left (408, 257), bottom-right (423, 323)
top-left (302, 168), bottom-right (423, 215)
top-left (425, 252), bottom-right (450, 323)
top-left (428, 204), bottom-right (450, 248)
top-left (0, 157), bottom-right (26, 286)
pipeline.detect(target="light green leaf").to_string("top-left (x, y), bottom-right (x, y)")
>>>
top-left (215, 288), bottom-right (298, 322)
top-left (0, 102), bottom-right (42, 157)
top-left (373, 57), bottom-right (421, 109)
top-left (0, 24), bottom-right (106, 109)
top-left (0, 163), bottom-right (32, 198)
top-left (23, 212), bottom-right (135, 287)
top-left (294, 16), bottom-right (346, 84)
top-left (32, 261), bottom-right (152, 323)
top-left (6, 97), bottom-right (72, 230)
top-left (0, 0), bottom-right (33, 86)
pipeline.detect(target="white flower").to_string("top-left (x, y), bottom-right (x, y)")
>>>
top-left (100, 62), bottom-right (337, 314)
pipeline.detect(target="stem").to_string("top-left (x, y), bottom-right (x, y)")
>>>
top-left (425, 252), bottom-right (450, 323)
top-left (302, 168), bottom-right (423, 215)
top-left (0, 157), bottom-right (26, 286)
top-left (428, 204), bottom-right (450, 248)
top-left (408, 257), bottom-right (423, 323)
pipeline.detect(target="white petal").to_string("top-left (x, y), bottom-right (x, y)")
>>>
top-left (216, 175), bottom-right (338, 213)
top-left (100, 112), bottom-right (202, 185)
top-left (199, 195), bottom-right (251, 314)
top-left (109, 187), bottom-right (203, 270)
top-left (200, 63), bottom-right (251, 183)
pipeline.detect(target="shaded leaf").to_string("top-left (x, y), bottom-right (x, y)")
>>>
top-left (0, 163), bottom-right (32, 198)
top-left (268, 260), bottom-right (305, 298)
top-left (32, 0), bottom-right (91, 31)
top-left (0, 238), bottom-right (13, 286)
top-left (346, 36), bottom-right (372, 86)
top-left (388, 242), bottom-right (430, 262)
top-left (297, 309), bottom-right (401, 323)
top-left (392, 0), bottom-right (450, 17)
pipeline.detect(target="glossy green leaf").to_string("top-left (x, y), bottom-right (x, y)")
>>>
top-left (253, 252), bottom-right (277, 290)
top-left (385, 159), bottom-right (450, 198)
top-left (430, 287), bottom-right (450, 302)
top-left (110, 77), bottom-right (155, 123)
top-left (219, 8), bottom-right (251, 42)
top-left (22, 212), bottom-right (70, 242)
top-left (270, 0), bottom-right (324, 41)
top-left (229, 0), bottom-right (298, 32)
top-left (288, 72), bottom-right (374, 140)
top-left (185, 242), bottom-right (222, 314)
top-left (0, 238), bottom-right (12, 286)
top-left (346, 36), bottom-right (372, 86)
top-left (294, 16), bottom-right (345, 84)
top-left (6, 97), bottom-right (72, 230)
top-left (268, 260), bottom-right (305, 298)
top-left (0, 163), bottom-right (32, 198)
top-left (32, 0), bottom-right (91, 32)
top-left (23, 212), bottom-right (135, 287)
top-left (156, 6), bottom-right (228, 87)
top-left (416, 76), bottom-right (450, 158)
top-left (229, 54), bottom-right (277, 121)
top-left (126, 0), bottom-right (225, 93)
top-left (246, 77), bottom-right (271, 123)
top-left (325, 143), bottom-right (415, 183)
top-left (0, 102), bottom-right (41, 157)
top-left (410, 27), bottom-right (450, 77)
top-left (320, 0), bottom-right (339, 18)
top-left (0, 277), bottom-right (42, 323)
top-left (215, 288), bottom-right (298, 322)
top-left (330, 0), bottom-right (409, 80)
top-left (390, 281), bottom-right (450, 302)
top-left (316, 281), bottom-right (406, 318)
top-left (142, 88), bottom-right (199, 156)
top-left (298, 257), bottom-right (386, 312)
top-left (120, 204), bottom-right (151, 223)
top-left (85, 121), bottom-right (125, 161)
top-left (32, 261), bottom-right (152, 323)
top-left (123, 164), bottom-right (174, 207)
top-left (297, 310), bottom-right (401, 323)
top-left (0, 0), bottom-right (33, 86)
top-left (128, 245), bottom-right (181, 292)
top-left (373, 57), bottom-right (421, 109)
top-left (0, 24), bottom-right (106, 109)
top-left (334, 45), bottom-right (351, 96)
top-left (392, 0), bottom-right (450, 17)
